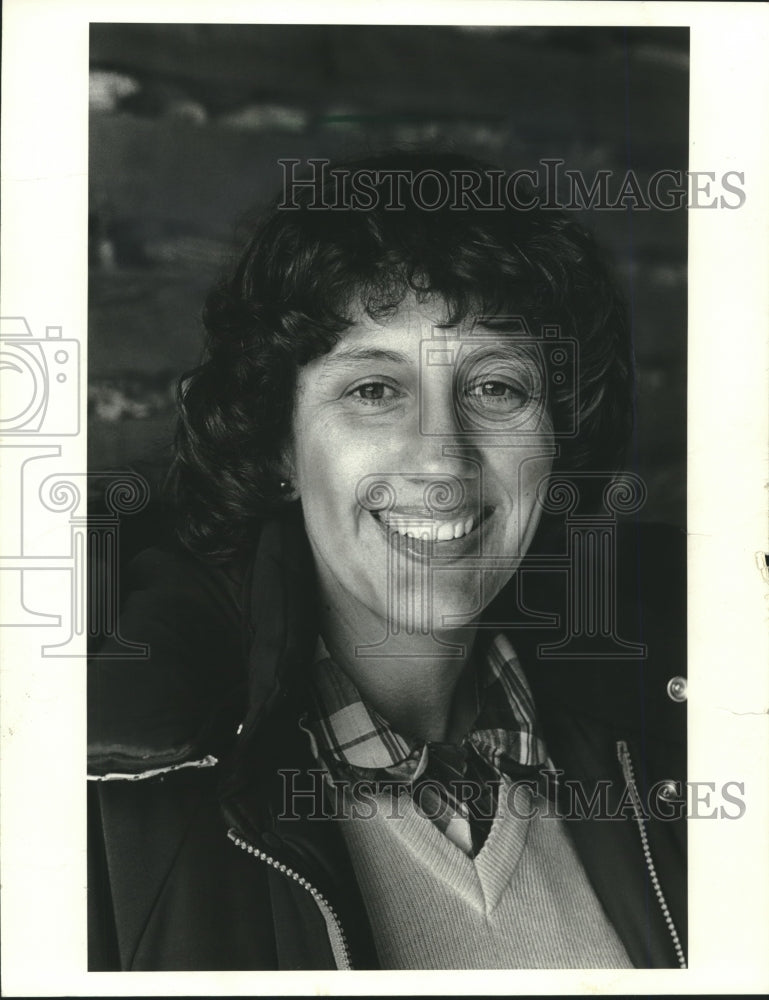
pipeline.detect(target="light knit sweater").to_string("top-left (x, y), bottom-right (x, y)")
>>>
top-left (339, 779), bottom-right (633, 969)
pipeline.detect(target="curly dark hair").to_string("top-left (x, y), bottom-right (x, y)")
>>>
top-left (170, 151), bottom-right (633, 558)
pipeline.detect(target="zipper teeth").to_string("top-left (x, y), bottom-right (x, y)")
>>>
top-left (616, 741), bottom-right (687, 969)
top-left (227, 829), bottom-right (352, 970)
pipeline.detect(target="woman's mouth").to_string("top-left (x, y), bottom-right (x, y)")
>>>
top-left (369, 505), bottom-right (494, 556)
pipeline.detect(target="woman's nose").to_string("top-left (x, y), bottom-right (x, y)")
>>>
top-left (403, 389), bottom-right (481, 482)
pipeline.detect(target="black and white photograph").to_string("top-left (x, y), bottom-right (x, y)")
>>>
top-left (1, 2), bottom-right (768, 996)
top-left (86, 22), bottom-right (692, 973)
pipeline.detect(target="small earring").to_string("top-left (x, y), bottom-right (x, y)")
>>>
top-left (278, 479), bottom-right (292, 493)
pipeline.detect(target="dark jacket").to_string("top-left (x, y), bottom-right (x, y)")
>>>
top-left (87, 514), bottom-right (687, 971)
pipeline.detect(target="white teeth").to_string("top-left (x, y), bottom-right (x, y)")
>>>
top-left (375, 512), bottom-right (476, 541)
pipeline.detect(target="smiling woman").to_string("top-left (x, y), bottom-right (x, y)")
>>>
top-left (87, 151), bottom-right (686, 972)
top-left (291, 300), bottom-right (556, 715)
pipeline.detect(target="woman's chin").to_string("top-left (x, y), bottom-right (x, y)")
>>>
top-left (364, 580), bottom-right (487, 638)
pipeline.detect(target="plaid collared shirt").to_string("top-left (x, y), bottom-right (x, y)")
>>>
top-left (301, 632), bottom-right (549, 857)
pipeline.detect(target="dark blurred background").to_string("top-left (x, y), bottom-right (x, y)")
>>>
top-left (88, 24), bottom-right (688, 529)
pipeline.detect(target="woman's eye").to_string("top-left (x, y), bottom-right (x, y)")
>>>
top-left (348, 381), bottom-right (399, 406)
top-left (465, 380), bottom-right (528, 410)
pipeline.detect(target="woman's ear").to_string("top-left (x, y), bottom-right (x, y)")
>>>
top-left (277, 448), bottom-right (299, 500)
top-left (278, 477), bottom-right (298, 500)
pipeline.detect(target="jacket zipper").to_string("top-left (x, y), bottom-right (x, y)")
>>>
top-left (615, 740), bottom-right (687, 969)
top-left (227, 828), bottom-right (353, 970)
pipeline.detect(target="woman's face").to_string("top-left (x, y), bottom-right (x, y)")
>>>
top-left (288, 296), bottom-right (555, 639)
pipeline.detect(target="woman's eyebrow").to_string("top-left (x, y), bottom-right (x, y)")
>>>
top-left (320, 347), bottom-right (412, 368)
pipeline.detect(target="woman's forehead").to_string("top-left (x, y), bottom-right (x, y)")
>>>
top-left (306, 308), bottom-right (545, 390)
top-left (337, 293), bottom-right (533, 352)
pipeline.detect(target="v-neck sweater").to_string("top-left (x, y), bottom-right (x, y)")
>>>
top-left (338, 779), bottom-right (633, 969)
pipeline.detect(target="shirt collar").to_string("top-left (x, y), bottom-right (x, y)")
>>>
top-left (302, 632), bottom-right (548, 778)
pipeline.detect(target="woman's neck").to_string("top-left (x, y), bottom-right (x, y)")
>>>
top-left (317, 596), bottom-right (480, 743)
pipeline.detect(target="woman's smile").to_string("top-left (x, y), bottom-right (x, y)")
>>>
top-left (370, 503), bottom-right (496, 557)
